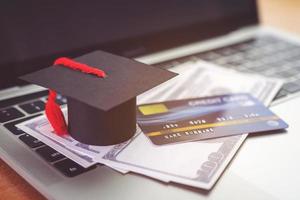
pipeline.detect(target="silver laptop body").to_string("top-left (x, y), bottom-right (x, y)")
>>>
top-left (1, 1), bottom-right (300, 199)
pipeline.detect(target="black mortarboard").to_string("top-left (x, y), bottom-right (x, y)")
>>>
top-left (20, 50), bottom-right (176, 145)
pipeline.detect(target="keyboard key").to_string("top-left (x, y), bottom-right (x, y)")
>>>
top-left (234, 43), bottom-right (252, 51)
top-left (199, 52), bottom-right (220, 61)
top-left (36, 145), bottom-right (65, 162)
top-left (293, 66), bottom-right (300, 72)
top-left (250, 64), bottom-right (273, 72)
top-left (0, 90), bottom-right (48, 109)
top-left (217, 48), bottom-right (236, 56)
top-left (19, 134), bottom-right (44, 148)
top-left (45, 94), bottom-right (67, 105)
top-left (19, 100), bottom-right (45, 114)
top-left (4, 114), bottom-right (41, 135)
top-left (0, 107), bottom-right (25, 123)
top-left (283, 82), bottom-right (300, 93)
top-left (54, 159), bottom-right (96, 177)
top-left (56, 94), bottom-right (67, 105)
top-left (274, 70), bottom-right (296, 79)
top-left (274, 89), bottom-right (288, 100)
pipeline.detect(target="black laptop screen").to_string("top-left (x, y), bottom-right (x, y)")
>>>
top-left (0, 0), bottom-right (258, 88)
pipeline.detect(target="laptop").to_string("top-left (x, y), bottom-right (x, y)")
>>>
top-left (1, 0), bottom-right (300, 199)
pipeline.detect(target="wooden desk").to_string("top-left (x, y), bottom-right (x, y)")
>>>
top-left (0, 160), bottom-right (45, 200)
top-left (1, 1), bottom-right (299, 199)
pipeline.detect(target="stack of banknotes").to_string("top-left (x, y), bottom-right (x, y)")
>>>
top-left (17, 61), bottom-right (283, 190)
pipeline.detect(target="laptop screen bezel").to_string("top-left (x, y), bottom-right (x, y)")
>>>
top-left (0, 1), bottom-right (258, 89)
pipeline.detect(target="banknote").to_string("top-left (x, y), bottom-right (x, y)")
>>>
top-left (17, 112), bottom-right (129, 173)
top-left (100, 61), bottom-right (283, 189)
top-left (17, 115), bottom-right (97, 168)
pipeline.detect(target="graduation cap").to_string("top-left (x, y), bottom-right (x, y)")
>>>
top-left (20, 51), bottom-right (177, 145)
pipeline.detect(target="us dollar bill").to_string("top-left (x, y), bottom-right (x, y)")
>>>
top-left (100, 61), bottom-right (283, 189)
top-left (17, 110), bottom-right (129, 172)
top-left (17, 115), bottom-right (97, 168)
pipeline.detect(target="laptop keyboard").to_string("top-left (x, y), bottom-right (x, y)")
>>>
top-left (0, 91), bottom-right (96, 177)
top-left (156, 36), bottom-right (300, 100)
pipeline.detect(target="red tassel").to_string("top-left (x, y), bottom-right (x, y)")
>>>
top-left (45, 90), bottom-right (68, 135)
top-left (45, 57), bottom-right (106, 136)
top-left (54, 57), bottom-right (106, 78)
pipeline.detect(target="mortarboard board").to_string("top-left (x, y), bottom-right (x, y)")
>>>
top-left (20, 50), bottom-right (177, 145)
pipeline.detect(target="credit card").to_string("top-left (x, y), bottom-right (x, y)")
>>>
top-left (137, 93), bottom-right (288, 145)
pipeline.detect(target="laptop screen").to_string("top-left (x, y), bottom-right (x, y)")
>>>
top-left (0, 0), bottom-right (258, 88)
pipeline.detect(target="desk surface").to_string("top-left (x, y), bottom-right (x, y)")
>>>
top-left (1, 1), bottom-right (300, 199)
